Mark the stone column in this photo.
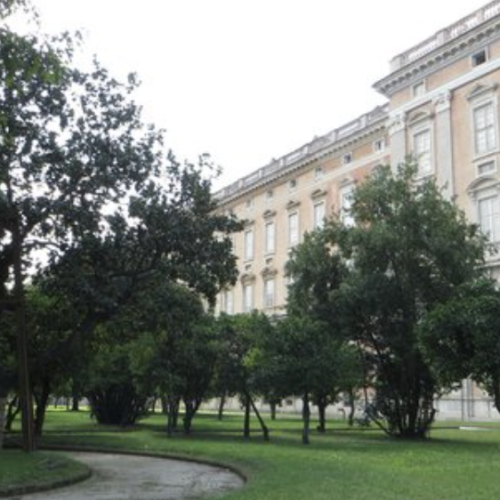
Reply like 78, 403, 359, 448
434, 91, 454, 199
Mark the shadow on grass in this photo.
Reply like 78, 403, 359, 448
34, 410, 500, 462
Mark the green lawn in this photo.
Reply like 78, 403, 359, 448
0, 448, 89, 496
3, 409, 500, 500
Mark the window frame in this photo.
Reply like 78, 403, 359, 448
476, 158, 497, 177
472, 99, 498, 158
411, 125, 433, 178
243, 283, 254, 313
313, 200, 326, 229
478, 192, 500, 243
287, 211, 300, 247
471, 49, 488, 68
342, 152, 353, 165
412, 80, 426, 98
222, 289, 234, 315
265, 220, 275, 255
263, 278, 276, 309
373, 138, 386, 153
314, 166, 324, 181
244, 228, 254, 261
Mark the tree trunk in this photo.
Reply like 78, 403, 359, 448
243, 395, 251, 439
317, 396, 327, 433
166, 396, 180, 437
347, 389, 356, 427
491, 377, 500, 416
71, 382, 80, 412
270, 401, 277, 420
217, 394, 225, 421
34, 377, 51, 437
5, 395, 20, 432
182, 397, 202, 435
302, 392, 310, 445
246, 392, 269, 441
0, 396, 6, 450
13, 224, 35, 452
171, 397, 180, 429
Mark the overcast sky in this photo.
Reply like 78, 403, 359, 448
23, 1, 492, 190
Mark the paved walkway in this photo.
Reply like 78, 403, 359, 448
8, 451, 244, 500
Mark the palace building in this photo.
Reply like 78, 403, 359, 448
213, 1, 500, 419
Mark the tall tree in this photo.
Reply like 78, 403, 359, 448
284, 229, 363, 435
212, 313, 271, 441
0, 13, 241, 450
421, 279, 500, 416
332, 162, 486, 438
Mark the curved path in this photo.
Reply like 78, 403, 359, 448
10, 451, 244, 500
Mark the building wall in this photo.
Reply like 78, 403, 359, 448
216, 121, 389, 315
214, 1, 500, 419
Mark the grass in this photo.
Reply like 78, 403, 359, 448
0, 448, 89, 496
3, 408, 500, 500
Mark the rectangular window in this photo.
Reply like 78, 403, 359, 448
223, 290, 234, 315
340, 185, 354, 227
265, 221, 275, 254
413, 129, 432, 176
314, 166, 324, 180
373, 138, 386, 152
264, 279, 275, 308
472, 49, 487, 67
289, 179, 297, 192
288, 212, 299, 246
477, 160, 496, 177
474, 102, 496, 156
413, 81, 426, 98
243, 284, 254, 313
479, 195, 500, 242
244, 229, 254, 261
313, 201, 326, 229
343, 152, 353, 164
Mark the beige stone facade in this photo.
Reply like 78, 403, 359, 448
216, 1, 500, 322
212, 2, 500, 420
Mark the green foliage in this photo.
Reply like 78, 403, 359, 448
284, 224, 364, 437
212, 312, 273, 398
333, 162, 486, 437
85, 337, 149, 427
0, 316, 15, 398
421, 279, 500, 414
286, 228, 347, 322
0, 12, 241, 447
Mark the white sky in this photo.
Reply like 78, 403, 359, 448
24, 1, 492, 190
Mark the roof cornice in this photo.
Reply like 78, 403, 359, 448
374, 2, 500, 97
215, 105, 389, 205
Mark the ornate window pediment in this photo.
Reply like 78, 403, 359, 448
263, 209, 276, 219
467, 82, 498, 101
407, 109, 433, 126
286, 200, 301, 211
310, 188, 327, 200
467, 176, 500, 198
261, 266, 278, 278
240, 272, 256, 285
339, 176, 356, 188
